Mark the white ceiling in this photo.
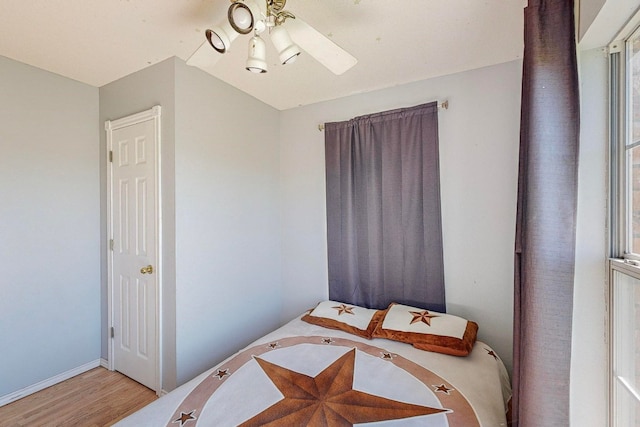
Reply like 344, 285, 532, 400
0, 0, 525, 110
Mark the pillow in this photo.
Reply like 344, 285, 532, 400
372, 302, 478, 356
301, 300, 384, 339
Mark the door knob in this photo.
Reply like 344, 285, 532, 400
140, 265, 154, 274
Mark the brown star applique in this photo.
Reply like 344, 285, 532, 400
172, 410, 196, 425
381, 352, 395, 360
268, 342, 280, 349
239, 348, 446, 426
214, 369, 230, 380
486, 349, 498, 360
332, 304, 355, 315
409, 310, 438, 326
433, 384, 453, 395
322, 337, 334, 345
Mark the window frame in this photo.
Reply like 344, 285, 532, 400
610, 18, 640, 261
609, 11, 640, 427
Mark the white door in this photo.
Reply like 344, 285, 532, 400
107, 106, 161, 393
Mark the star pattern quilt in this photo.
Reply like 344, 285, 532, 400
115, 316, 511, 426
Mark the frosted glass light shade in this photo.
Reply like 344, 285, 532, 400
232, 7, 252, 31
270, 26, 301, 65
228, 0, 262, 35
205, 20, 238, 53
245, 35, 267, 73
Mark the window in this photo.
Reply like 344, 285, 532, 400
623, 26, 640, 257
610, 12, 640, 427
612, 22, 640, 259
609, 264, 640, 427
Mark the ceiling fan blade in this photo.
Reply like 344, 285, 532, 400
285, 17, 357, 75
186, 41, 223, 71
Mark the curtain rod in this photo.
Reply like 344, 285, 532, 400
317, 100, 449, 131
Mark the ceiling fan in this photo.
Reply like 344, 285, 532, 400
187, 0, 358, 75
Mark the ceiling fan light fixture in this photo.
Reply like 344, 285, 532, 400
270, 25, 300, 65
245, 35, 267, 73
205, 21, 238, 53
191, 1, 358, 76
228, 0, 262, 35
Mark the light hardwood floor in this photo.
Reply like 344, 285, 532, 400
0, 367, 157, 427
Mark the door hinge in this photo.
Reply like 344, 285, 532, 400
110, 239, 114, 251
110, 326, 115, 338
109, 150, 113, 163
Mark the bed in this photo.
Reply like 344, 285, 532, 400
115, 301, 511, 426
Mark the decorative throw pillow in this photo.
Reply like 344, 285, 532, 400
372, 302, 478, 356
301, 300, 384, 339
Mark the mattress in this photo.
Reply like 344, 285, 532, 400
115, 315, 511, 426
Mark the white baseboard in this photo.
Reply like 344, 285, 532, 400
0, 359, 101, 408
100, 358, 110, 369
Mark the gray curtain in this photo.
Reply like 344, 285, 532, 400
512, 0, 580, 425
324, 102, 445, 312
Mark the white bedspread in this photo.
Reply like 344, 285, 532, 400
116, 315, 511, 426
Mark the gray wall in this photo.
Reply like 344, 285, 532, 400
278, 60, 522, 374
579, 0, 606, 40
99, 57, 178, 390
570, 46, 608, 427
580, 0, 640, 49
99, 58, 283, 389
0, 56, 100, 396
174, 61, 282, 385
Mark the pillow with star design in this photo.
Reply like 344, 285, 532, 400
301, 300, 385, 339
372, 302, 478, 356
